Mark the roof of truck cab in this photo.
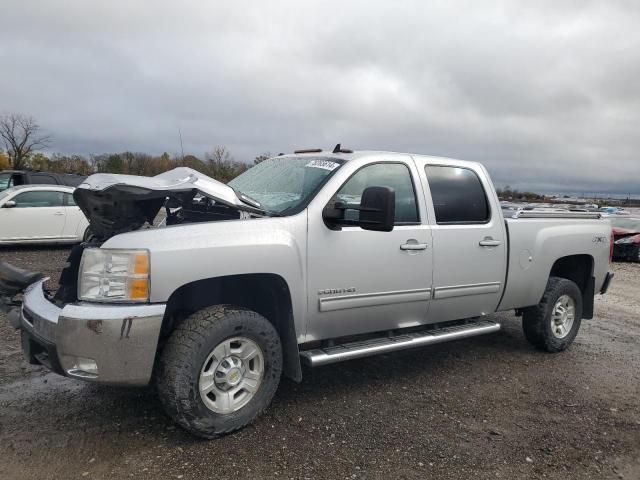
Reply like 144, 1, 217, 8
281, 150, 482, 168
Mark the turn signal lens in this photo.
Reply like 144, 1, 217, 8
129, 278, 149, 300
134, 253, 150, 275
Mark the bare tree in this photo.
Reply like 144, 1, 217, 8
254, 152, 271, 165
0, 113, 51, 169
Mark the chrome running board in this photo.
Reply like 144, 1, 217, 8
300, 319, 500, 367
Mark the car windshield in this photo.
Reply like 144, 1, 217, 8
228, 156, 344, 214
609, 217, 640, 231
0, 173, 12, 192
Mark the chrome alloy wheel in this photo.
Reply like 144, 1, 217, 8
550, 294, 576, 339
199, 337, 264, 414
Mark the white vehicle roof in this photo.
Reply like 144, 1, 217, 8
3, 184, 76, 194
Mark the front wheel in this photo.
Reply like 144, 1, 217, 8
522, 276, 583, 352
156, 305, 282, 438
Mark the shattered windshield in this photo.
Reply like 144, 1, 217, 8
228, 156, 344, 214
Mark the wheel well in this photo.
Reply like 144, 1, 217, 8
549, 254, 595, 319
160, 274, 302, 381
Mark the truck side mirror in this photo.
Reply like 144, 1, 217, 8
2, 200, 16, 208
358, 186, 395, 232
322, 186, 395, 232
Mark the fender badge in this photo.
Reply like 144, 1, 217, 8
318, 287, 356, 295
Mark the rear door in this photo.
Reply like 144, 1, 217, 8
0, 189, 66, 241
415, 159, 507, 322
62, 192, 88, 239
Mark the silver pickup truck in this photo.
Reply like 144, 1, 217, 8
2, 148, 614, 438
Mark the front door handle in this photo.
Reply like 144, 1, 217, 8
479, 237, 502, 247
400, 242, 428, 251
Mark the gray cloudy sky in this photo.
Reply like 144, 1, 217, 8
1, 1, 639, 194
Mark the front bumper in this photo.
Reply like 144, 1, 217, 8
20, 280, 166, 386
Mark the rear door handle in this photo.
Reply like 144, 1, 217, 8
54, 212, 64, 216
400, 243, 428, 251
479, 237, 502, 247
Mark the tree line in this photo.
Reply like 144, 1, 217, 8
495, 185, 546, 202
0, 113, 269, 183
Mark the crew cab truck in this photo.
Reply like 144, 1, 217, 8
3, 149, 614, 438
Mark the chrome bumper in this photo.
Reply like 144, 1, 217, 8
20, 280, 166, 386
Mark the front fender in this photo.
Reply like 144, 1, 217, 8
103, 214, 308, 341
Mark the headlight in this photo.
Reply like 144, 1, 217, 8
78, 248, 150, 302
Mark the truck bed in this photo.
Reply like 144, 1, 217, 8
498, 213, 611, 311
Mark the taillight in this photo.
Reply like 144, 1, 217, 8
609, 232, 614, 263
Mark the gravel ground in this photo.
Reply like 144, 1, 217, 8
0, 247, 638, 480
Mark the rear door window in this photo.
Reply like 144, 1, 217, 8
0, 173, 11, 191
12, 190, 65, 208
29, 173, 59, 185
425, 165, 490, 224
64, 193, 77, 206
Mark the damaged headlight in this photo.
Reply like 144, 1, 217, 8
78, 249, 150, 302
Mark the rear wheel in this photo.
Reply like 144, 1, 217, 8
156, 305, 282, 438
522, 276, 583, 352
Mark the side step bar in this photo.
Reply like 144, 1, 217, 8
300, 319, 501, 367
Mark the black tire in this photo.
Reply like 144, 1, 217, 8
522, 276, 583, 352
156, 305, 282, 438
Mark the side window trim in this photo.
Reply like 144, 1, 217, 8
425, 164, 491, 225
63, 192, 76, 206
328, 161, 422, 226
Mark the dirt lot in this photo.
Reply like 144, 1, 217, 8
0, 246, 638, 480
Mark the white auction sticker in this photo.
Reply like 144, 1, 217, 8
305, 159, 340, 171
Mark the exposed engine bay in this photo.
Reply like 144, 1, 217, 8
72, 167, 265, 241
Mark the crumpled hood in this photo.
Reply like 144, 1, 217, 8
73, 167, 245, 240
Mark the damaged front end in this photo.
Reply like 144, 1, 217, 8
74, 167, 266, 242
0, 167, 270, 384
2, 167, 265, 315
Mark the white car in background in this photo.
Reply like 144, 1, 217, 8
0, 185, 89, 244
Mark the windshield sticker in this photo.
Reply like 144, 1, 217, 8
305, 159, 340, 171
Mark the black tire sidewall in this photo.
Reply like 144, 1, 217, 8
523, 277, 583, 352
542, 279, 582, 351
158, 306, 282, 438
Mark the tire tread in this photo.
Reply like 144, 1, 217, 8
156, 305, 282, 438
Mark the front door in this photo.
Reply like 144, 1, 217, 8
306, 159, 433, 341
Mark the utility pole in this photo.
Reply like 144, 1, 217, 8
179, 128, 185, 162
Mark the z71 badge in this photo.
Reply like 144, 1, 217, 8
318, 287, 356, 295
